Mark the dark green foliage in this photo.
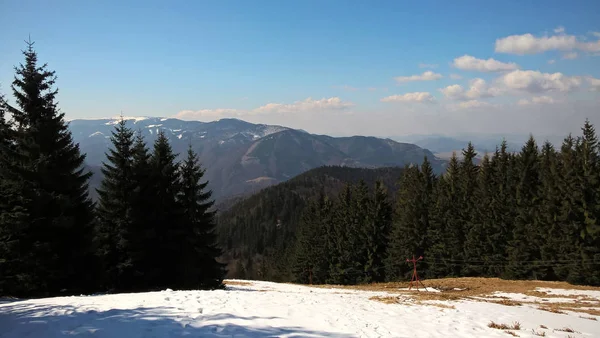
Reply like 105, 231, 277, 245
217, 166, 404, 281
0, 42, 96, 297
364, 181, 393, 283
506, 136, 543, 279
178, 145, 226, 290
292, 191, 332, 284
221, 120, 600, 287
94, 117, 136, 291
385, 163, 431, 281
143, 131, 184, 289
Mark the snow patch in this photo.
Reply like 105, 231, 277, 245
0, 280, 599, 337
536, 287, 600, 298
177, 134, 183, 139
89, 131, 104, 137
105, 116, 150, 125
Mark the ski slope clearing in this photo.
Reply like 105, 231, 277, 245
0, 278, 598, 337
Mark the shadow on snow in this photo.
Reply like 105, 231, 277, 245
0, 302, 355, 337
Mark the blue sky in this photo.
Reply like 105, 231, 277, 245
1, 0, 599, 138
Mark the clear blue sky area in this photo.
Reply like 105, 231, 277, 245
1, 0, 599, 137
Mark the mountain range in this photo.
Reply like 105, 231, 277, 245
69, 117, 445, 202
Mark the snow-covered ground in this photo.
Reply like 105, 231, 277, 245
0, 280, 598, 337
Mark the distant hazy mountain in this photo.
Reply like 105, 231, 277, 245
389, 134, 523, 154
69, 117, 445, 202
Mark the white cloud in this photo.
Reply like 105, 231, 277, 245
252, 97, 354, 114
554, 26, 565, 34
452, 55, 519, 72
497, 70, 582, 93
381, 92, 436, 103
394, 71, 443, 83
592, 32, 600, 38
450, 73, 463, 80
588, 77, 600, 91
458, 100, 493, 109
175, 97, 354, 120
548, 59, 556, 64
517, 96, 556, 105
495, 30, 600, 55
418, 63, 438, 69
562, 52, 579, 59
176, 108, 244, 120
440, 78, 501, 100
445, 100, 496, 111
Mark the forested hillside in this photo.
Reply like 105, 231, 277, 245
219, 124, 600, 286
216, 166, 404, 281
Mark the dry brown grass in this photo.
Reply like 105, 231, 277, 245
369, 296, 401, 304
310, 277, 599, 297
307, 277, 600, 315
504, 330, 520, 336
420, 302, 456, 309
224, 280, 253, 286
579, 315, 597, 321
532, 330, 546, 336
538, 306, 566, 314
488, 321, 521, 330
486, 299, 523, 306
556, 327, 578, 333
540, 325, 548, 329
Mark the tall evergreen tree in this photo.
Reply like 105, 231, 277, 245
457, 143, 479, 275
555, 135, 584, 282
386, 159, 434, 281
363, 180, 393, 283
537, 141, 562, 280
127, 130, 154, 290
427, 154, 462, 277
464, 153, 495, 276
328, 184, 354, 284
2, 41, 96, 296
506, 135, 543, 279
489, 140, 517, 277
0, 92, 29, 295
576, 121, 600, 285
145, 130, 183, 289
178, 144, 226, 289
292, 191, 331, 284
94, 117, 136, 291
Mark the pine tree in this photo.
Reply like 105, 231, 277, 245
464, 153, 494, 276
352, 180, 372, 284
2, 41, 96, 296
489, 140, 517, 278
506, 135, 543, 279
178, 144, 226, 289
145, 130, 183, 289
0, 93, 30, 295
555, 135, 584, 282
127, 130, 154, 290
457, 143, 479, 275
94, 117, 135, 291
328, 184, 354, 284
363, 180, 393, 283
427, 154, 462, 277
386, 165, 423, 281
537, 141, 562, 280
292, 191, 331, 284
576, 121, 600, 285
